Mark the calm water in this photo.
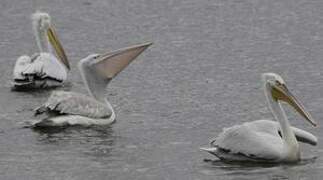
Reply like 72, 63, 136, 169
0, 0, 323, 179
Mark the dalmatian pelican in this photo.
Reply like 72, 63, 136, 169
12, 11, 69, 90
32, 42, 152, 127
201, 73, 317, 163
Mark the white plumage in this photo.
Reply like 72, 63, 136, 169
201, 73, 317, 163
204, 120, 317, 162
36, 91, 112, 118
32, 42, 152, 127
12, 11, 69, 90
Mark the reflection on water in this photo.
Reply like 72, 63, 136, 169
201, 157, 319, 180
33, 126, 116, 161
11, 82, 72, 97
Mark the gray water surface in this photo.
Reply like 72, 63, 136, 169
1, 0, 323, 179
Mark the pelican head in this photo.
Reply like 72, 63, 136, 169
262, 73, 317, 127
32, 12, 51, 33
32, 11, 70, 70
78, 42, 152, 101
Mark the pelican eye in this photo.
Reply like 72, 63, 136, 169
275, 80, 282, 86
94, 55, 101, 59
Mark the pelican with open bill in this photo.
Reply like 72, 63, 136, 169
12, 11, 70, 90
201, 73, 318, 163
31, 42, 152, 127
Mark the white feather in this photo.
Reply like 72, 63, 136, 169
210, 120, 316, 161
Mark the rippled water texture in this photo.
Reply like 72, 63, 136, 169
1, 0, 323, 179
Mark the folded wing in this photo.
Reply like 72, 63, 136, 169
35, 91, 112, 118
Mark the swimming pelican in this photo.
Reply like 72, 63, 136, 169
201, 73, 318, 163
12, 11, 69, 90
31, 42, 152, 127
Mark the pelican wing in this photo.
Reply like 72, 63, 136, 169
213, 120, 284, 160
279, 124, 317, 145
22, 53, 67, 81
251, 120, 317, 146
13, 55, 32, 80
35, 91, 112, 118
13, 53, 67, 85
212, 120, 317, 160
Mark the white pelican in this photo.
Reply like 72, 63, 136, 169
31, 42, 152, 127
201, 73, 318, 163
12, 11, 69, 90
